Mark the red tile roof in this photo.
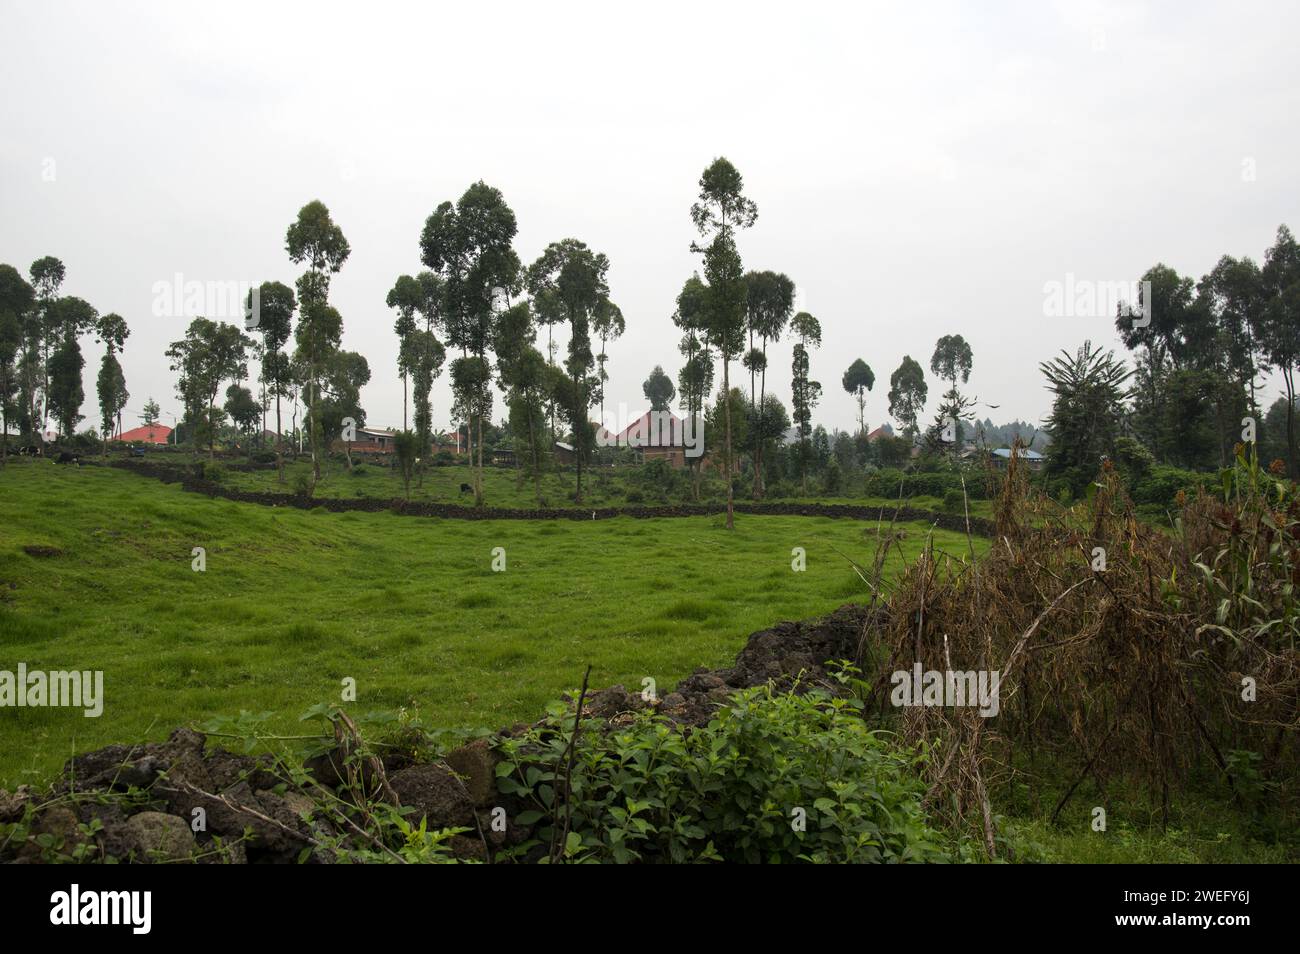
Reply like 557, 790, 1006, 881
615, 410, 683, 447
115, 425, 173, 445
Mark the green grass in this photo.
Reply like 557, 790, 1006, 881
0, 458, 978, 788
1001, 767, 1296, 863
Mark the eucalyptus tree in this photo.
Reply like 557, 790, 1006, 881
747, 392, 790, 486
28, 255, 65, 431
286, 200, 350, 487
247, 281, 295, 478
393, 429, 420, 500
841, 358, 875, 437
0, 265, 34, 465
46, 338, 85, 440
1260, 225, 1300, 474
592, 298, 625, 422
1113, 265, 1194, 453
789, 311, 823, 493
535, 289, 565, 441
930, 333, 975, 450
743, 269, 794, 497
166, 318, 251, 459
643, 365, 675, 412
294, 298, 343, 484
673, 274, 713, 500
527, 238, 612, 504
318, 349, 371, 471
94, 312, 130, 455
224, 383, 262, 458
494, 301, 549, 505
888, 355, 927, 440
409, 328, 446, 486
690, 158, 757, 530
46, 296, 98, 440
421, 181, 521, 506
386, 274, 422, 431
1200, 255, 1266, 415
412, 271, 448, 470
387, 270, 447, 482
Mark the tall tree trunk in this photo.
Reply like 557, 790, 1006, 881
754, 348, 768, 499
275, 386, 284, 484
1286, 367, 1296, 478
598, 341, 608, 424
529, 404, 542, 507
574, 374, 585, 504
723, 358, 734, 530
309, 379, 321, 490
477, 413, 485, 506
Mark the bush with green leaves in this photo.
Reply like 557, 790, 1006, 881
194, 461, 228, 483
494, 685, 951, 863
1128, 464, 1215, 506
863, 466, 992, 501
822, 457, 843, 494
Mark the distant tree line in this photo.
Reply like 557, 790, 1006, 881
1042, 225, 1300, 497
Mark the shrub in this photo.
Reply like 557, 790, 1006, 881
1128, 465, 1214, 506
863, 467, 987, 501
823, 458, 843, 495
1112, 436, 1154, 484
766, 480, 795, 499
495, 685, 951, 864
942, 488, 965, 513
194, 461, 228, 483
637, 458, 675, 491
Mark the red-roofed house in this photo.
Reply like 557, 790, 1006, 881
615, 410, 687, 468
115, 424, 173, 445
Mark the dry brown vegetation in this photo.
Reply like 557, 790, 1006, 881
851, 450, 1299, 856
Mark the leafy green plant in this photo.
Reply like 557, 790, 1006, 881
495, 684, 951, 863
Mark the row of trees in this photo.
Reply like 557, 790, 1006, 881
14, 184, 1293, 510
0, 257, 131, 464
667, 161, 832, 519
1041, 225, 1300, 493
385, 182, 622, 506
377, 160, 991, 514
166, 201, 370, 480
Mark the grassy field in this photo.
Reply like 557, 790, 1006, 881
176, 450, 997, 517
0, 459, 979, 787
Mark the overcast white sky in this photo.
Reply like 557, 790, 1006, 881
2, 0, 1298, 438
